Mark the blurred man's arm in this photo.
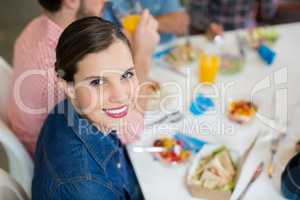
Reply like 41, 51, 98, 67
154, 0, 189, 35
155, 11, 190, 35
130, 10, 159, 113
132, 10, 159, 83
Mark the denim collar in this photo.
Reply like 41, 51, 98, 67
61, 98, 122, 170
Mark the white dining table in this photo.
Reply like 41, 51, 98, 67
127, 22, 300, 200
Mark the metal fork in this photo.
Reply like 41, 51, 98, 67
236, 33, 246, 59
146, 111, 183, 126
169, 113, 184, 123
267, 132, 286, 178
236, 162, 264, 200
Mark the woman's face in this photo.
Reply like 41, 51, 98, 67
70, 40, 138, 130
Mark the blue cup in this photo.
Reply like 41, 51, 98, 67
190, 101, 206, 115
190, 94, 214, 116
257, 43, 276, 65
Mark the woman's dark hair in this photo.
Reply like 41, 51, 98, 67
55, 17, 132, 82
38, 0, 62, 12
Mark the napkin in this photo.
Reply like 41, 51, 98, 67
174, 132, 208, 153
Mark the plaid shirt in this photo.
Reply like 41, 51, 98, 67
189, 0, 278, 31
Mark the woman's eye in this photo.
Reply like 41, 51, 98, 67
121, 71, 134, 80
90, 79, 104, 87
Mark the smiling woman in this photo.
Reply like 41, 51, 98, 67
32, 17, 145, 200
55, 16, 139, 134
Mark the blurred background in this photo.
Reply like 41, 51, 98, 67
0, 0, 41, 64
0, 0, 300, 65
0, 0, 40, 173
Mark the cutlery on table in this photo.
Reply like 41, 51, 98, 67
236, 33, 246, 59
146, 111, 183, 127
132, 146, 166, 153
168, 113, 184, 123
236, 162, 264, 200
267, 132, 286, 178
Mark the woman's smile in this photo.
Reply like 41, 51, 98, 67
103, 105, 129, 118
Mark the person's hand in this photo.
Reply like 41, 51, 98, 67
206, 23, 224, 39
133, 9, 159, 58
132, 9, 160, 83
156, 11, 190, 35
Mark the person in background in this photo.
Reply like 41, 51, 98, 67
281, 152, 300, 199
102, 0, 190, 43
8, 0, 159, 157
189, 0, 278, 36
32, 17, 150, 199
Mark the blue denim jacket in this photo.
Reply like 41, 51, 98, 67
281, 152, 300, 199
32, 99, 144, 200
102, 0, 183, 43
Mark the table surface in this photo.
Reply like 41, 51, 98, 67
127, 22, 300, 200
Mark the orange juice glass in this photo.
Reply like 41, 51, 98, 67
122, 15, 141, 33
199, 53, 220, 84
